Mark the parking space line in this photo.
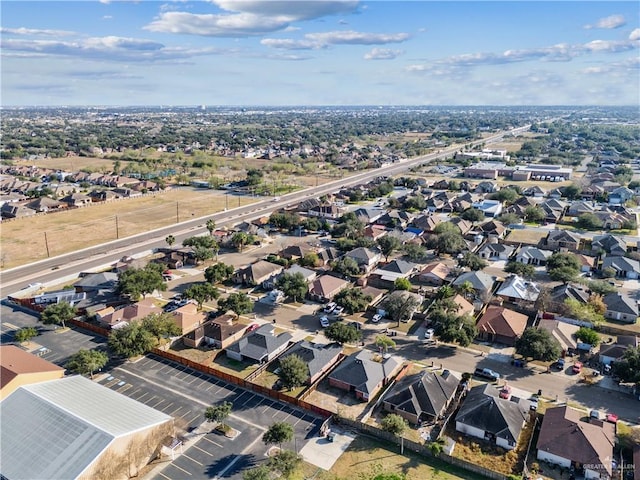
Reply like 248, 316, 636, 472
187, 414, 201, 425
152, 399, 165, 408
128, 388, 142, 397
234, 391, 251, 405
181, 454, 202, 466
192, 445, 213, 456
117, 384, 132, 394
143, 395, 157, 405
187, 375, 201, 385
261, 403, 274, 414
180, 410, 192, 419
157, 471, 172, 480
197, 379, 211, 389
161, 402, 174, 412
170, 407, 182, 416
168, 463, 192, 476
272, 404, 286, 417
293, 416, 304, 426
134, 391, 149, 402
202, 437, 223, 448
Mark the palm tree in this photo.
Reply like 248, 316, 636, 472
457, 280, 475, 300
165, 235, 175, 248
206, 219, 216, 236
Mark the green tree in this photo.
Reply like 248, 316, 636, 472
575, 327, 601, 346
142, 312, 182, 339
331, 256, 361, 276
581, 279, 616, 296
334, 287, 373, 314
381, 414, 407, 436
563, 299, 604, 325
204, 263, 234, 284
515, 328, 562, 361
108, 322, 157, 358
403, 243, 428, 262
118, 265, 166, 300
165, 235, 175, 248
458, 252, 488, 271
217, 292, 254, 315
377, 236, 402, 262
65, 349, 109, 379
394, 277, 411, 291
549, 266, 579, 283
267, 449, 302, 478
14, 326, 38, 343
547, 253, 580, 283
456, 280, 475, 299
460, 208, 485, 223
183, 282, 220, 310
497, 212, 521, 225
610, 347, 640, 388
563, 184, 582, 200
375, 335, 396, 353
206, 219, 216, 235
205, 401, 233, 427
41, 301, 76, 329
523, 206, 546, 223
324, 322, 361, 344
276, 272, 309, 302
246, 168, 263, 186
298, 252, 321, 268
183, 235, 217, 250
278, 354, 309, 390
192, 245, 214, 264
231, 232, 251, 252
427, 230, 466, 254
576, 213, 603, 230
432, 311, 477, 347
490, 188, 519, 204
504, 261, 536, 279
383, 292, 421, 327
435, 285, 455, 300
262, 422, 294, 450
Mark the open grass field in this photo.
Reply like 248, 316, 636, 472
328, 436, 486, 480
0, 188, 258, 269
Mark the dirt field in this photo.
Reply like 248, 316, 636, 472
0, 188, 258, 269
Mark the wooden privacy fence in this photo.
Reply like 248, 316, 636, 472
336, 417, 510, 480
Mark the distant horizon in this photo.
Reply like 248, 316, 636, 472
2, 104, 638, 109
2, 1, 638, 106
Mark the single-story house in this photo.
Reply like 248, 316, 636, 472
309, 275, 350, 303
538, 319, 579, 356
368, 260, 418, 289
277, 341, 343, 385
233, 261, 284, 288
383, 370, 459, 425
496, 275, 540, 303
455, 383, 530, 451
476, 306, 529, 346
536, 405, 615, 479
344, 247, 382, 272
183, 313, 246, 349
515, 246, 553, 266
417, 262, 451, 286
328, 350, 402, 402
547, 284, 590, 313
477, 243, 514, 261
603, 292, 639, 323
169, 303, 207, 335
98, 298, 162, 329
225, 324, 292, 364
471, 199, 503, 218
73, 272, 119, 293
601, 256, 640, 280
282, 264, 317, 283
452, 271, 496, 297
599, 335, 639, 365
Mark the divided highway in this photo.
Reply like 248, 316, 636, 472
0, 127, 525, 297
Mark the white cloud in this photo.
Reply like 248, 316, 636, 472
0, 36, 231, 63
364, 48, 403, 60
406, 37, 639, 73
262, 30, 410, 50
584, 14, 626, 30
0, 27, 75, 37
103, 16, 113, 20
629, 28, 640, 41
145, 0, 359, 37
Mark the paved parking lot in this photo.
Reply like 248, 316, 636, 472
105, 354, 324, 480
0, 303, 108, 366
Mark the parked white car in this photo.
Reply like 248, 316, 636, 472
372, 314, 382, 323
320, 316, 330, 328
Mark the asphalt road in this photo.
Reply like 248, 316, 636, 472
0, 127, 519, 297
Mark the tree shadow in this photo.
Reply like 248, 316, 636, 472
205, 453, 261, 478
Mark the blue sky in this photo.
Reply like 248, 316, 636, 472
2, 1, 639, 106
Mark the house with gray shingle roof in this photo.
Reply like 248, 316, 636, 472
543, 229, 580, 251
455, 383, 530, 450
344, 247, 382, 272
225, 324, 292, 364
278, 341, 343, 384
477, 243, 514, 261
515, 246, 553, 266
452, 271, 496, 295
592, 234, 628, 256
232, 260, 284, 288
328, 350, 402, 401
601, 256, 640, 279
383, 370, 459, 425
603, 293, 639, 323
369, 259, 418, 289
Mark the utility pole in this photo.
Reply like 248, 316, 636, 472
176, 202, 179, 223
115, 216, 119, 239
225, 192, 228, 210
44, 232, 50, 258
